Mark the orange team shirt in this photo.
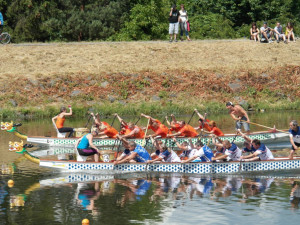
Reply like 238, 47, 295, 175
211, 127, 224, 136
119, 125, 132, 135
199, 119, 212, 132
102, 121, 118, 138
148, 119, 169, 138
56, 117, 65, 129
169, 123, 181, 133
126, 125, 145, 138
179, 124, 198, 137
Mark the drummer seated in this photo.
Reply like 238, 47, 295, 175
113, 139, 151, 165
75, 130, 101, 162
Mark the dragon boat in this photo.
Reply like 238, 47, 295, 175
9, 140, 300, 175
2, 120, 289, 148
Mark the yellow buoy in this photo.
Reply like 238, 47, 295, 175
82, 219, 90, 224
7, 179, 14, 188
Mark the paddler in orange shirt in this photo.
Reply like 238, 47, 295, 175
194, 109, 211, 132
114, 113, 145, 139
90, 113, 118, 138
140, 113, 169, 138
165, 114, 181, 133
52, 105, 74, 137
167, 120, 198, 137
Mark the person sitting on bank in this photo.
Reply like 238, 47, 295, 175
260, 22, 273, 43
285, 22, 296, 43
114, 113, 145, 139
250, 22, 260, 42
147, 137, 180, 163
113, 138, 151, 165
274, 22, 287, 43
141, 113, 169, 138
288, 120, 300, 160
75, 129, 101, 162
181, 139, 213, 163
90, 112, 118, 138
211, 140, 242, 162
52, 106, 74, 137
239, 130, 274, 161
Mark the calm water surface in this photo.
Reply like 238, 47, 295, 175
0, 110, 300, 224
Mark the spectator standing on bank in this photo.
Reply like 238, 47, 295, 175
179, 4, 191, 41
0, 12, 4, 34
169, 5, 180, 42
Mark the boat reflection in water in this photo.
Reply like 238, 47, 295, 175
3, 172, 300, 224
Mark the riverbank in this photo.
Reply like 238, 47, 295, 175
1, 40, 299, 118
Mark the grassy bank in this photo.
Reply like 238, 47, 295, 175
1, 100, 300, 120
1, 40, 299, 119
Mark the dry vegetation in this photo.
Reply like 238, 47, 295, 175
0, 40, 299, 78
0, 40, 299, 116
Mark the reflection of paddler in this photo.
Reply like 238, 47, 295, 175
76, 182, 100, 211
90, 113, 118, 138
115, 113, 145, 139
52, 106, 74, 137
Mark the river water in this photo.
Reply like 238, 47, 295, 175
0, 111, 300, 224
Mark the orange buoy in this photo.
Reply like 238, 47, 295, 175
7, 179, 14, 188
82, 218, 89, 224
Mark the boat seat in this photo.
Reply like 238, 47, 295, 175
76, 148, 88, 162
52, 121, 67, 138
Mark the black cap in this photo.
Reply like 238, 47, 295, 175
226, 102, 233, 107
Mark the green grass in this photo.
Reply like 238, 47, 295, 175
1, 100, 299, 119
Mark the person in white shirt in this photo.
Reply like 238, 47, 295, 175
274, 22, 287, 43
179, 4, 191, 41
239, 130, 274, 161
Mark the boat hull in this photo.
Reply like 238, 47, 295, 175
28, 131, 289, 147
39, 158, 300, 174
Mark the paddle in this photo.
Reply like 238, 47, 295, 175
142, 118, 151, 147
84, 114, 93, 128
135, 116, 141, 125
244, 120, 289, 134
114, 139, 122, 161
110, 114, 117, 127
187, 111, 196, 125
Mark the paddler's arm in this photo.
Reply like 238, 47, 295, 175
171, 137, 183, 149
171, 114, 177, 123
188, 137, 195, 149
52, 115, 58, 124
122, 128, 138, 138
141, 113, 154, 121
238, 130, 252, 143
165, 116, 171, 126
229, 112, 240, 121
147, 155, 163, 164
212, 154, 227, 161
167, 131, 181, 138
63, 106, 72, 116
115, 151, 137, 164
114, 113, 127, 127
181, 155, 198, 163
240, 151, 259, 159
194, 109, 205, 120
